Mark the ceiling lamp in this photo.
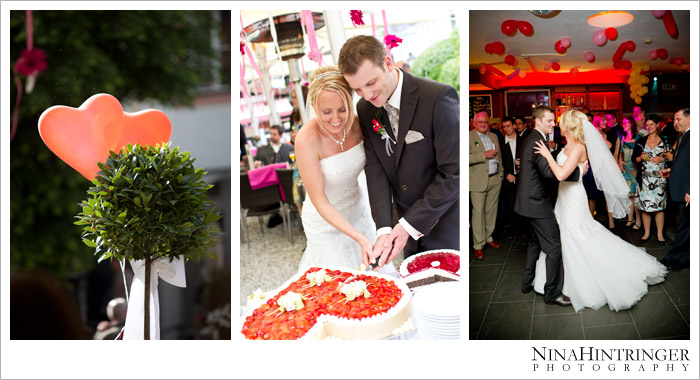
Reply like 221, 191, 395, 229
587, 11, 634, 28
529, 10, 561, 18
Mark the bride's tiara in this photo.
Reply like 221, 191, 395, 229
311, 70, 342, 84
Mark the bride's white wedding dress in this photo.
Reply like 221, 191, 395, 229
534, 151, 667, 312
299, 142, 396, 275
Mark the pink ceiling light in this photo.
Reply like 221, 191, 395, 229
587, 11, 634, 28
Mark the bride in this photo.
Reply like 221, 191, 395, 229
295, 65, 394, 274
532, 110, 666, 312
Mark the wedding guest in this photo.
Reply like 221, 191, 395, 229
659, 113, 679, 148
632, 114, 668, 244
585, 112, 594, 123
613, 116, 641, 228
254, 125, 295, 168
606, 111, 622, 151
633, 106, 648, 136
94, 297, 127, 340
469, 111, 503, 260
661, 108, 690, 271
498, 117, 522, 238
514, 116, 530, 139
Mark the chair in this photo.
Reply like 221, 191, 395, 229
240, 173, 286, 249
275, 168, 300, 244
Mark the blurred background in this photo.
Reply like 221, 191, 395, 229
9, 10, 232, 339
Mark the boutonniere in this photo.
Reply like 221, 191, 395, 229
474, 141, 480, 147
373, 111, 395, 156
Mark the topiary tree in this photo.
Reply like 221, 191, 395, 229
411, 29, 460, 95
75, 143, 221, 339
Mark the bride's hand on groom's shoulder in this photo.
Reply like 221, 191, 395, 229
533, 140, 552, 160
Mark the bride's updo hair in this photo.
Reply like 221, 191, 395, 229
560, 110, 586, 144
308, 65, 355, 129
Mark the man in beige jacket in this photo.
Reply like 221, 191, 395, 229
469, 111, 503, 260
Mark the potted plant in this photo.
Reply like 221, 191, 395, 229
75, 143, 221, 339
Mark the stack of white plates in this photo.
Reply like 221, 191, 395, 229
411, 281, 462, 339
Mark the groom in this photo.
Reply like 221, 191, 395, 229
514, 106, 586, 306
338, 35, 460, 268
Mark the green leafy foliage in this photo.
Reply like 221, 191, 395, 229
10, 11, 220, 278
75, 143, 221, 263
412, 29, 460, 95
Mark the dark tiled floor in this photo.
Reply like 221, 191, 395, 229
469, 215, 690, 340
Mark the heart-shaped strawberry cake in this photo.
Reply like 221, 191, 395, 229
241, 267, 412, 340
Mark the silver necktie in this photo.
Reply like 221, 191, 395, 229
384, 103, 400, 138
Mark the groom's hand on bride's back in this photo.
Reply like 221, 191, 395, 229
581, 160, 589, 176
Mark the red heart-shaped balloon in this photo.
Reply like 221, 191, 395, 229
38, 93, 172, 180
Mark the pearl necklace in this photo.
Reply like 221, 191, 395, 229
320, 122, 347, 151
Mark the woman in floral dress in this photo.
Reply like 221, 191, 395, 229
632, 114, 668, 244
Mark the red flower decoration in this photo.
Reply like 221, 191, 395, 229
240, 42, 245, 55
350, 10, 364, 27
384, 34, 403, 50
372, 118, 385, 135
14, 48, 47, 76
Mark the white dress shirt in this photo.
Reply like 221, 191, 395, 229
504, 134, 517, 162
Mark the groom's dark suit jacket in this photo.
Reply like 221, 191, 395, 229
514, 129, 580, 218
357, 70, 460, 254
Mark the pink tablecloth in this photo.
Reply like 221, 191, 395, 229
247, 163, 288, 202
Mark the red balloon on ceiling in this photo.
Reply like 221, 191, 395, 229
517, 21, 534, 36
501, 20, 517, 36
605, 27, 618, 40
554, 40, 566, 54
492, 41, 505, 55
